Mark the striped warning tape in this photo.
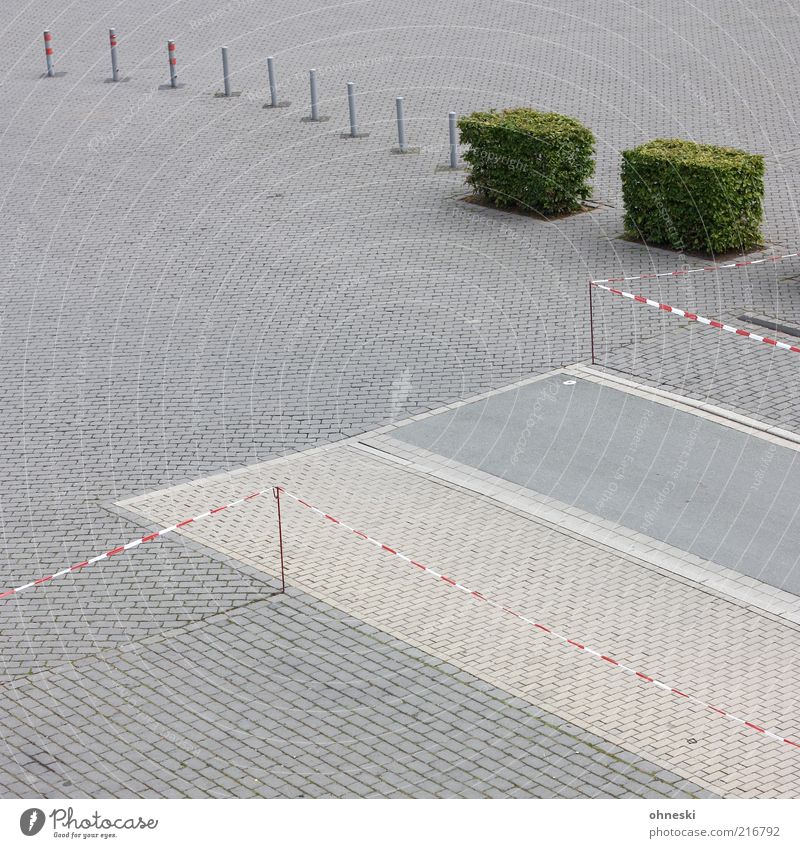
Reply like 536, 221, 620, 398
590, 250, 800, 285
0, 488, 271, 601
280, 487, 800, 752
591, 282, 800, 354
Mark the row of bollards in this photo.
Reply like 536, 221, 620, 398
43, 27, 132, 82
41, 31, 463, 167
44, 27, 173, 88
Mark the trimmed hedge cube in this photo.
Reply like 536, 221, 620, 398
457, 108, 595, 215
621, 139, 764, 254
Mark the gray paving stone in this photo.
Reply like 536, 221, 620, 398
2, 0, 783, 800
2, 591, 712, 798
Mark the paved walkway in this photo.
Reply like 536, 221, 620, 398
0, 591, 709, 799
2, 0, 800, 798
120, 441, 800, 798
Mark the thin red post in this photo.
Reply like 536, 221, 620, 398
273, 486, 286, 593
588, 280, 596, 366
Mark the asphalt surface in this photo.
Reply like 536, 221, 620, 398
393, 376, 800, 595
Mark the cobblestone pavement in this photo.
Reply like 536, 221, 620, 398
0, 590, 712, 799
2, 0, 799, 797
120, 442, 800, 798
592, 297, 800, 433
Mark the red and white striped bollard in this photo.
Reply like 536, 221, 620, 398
43, 31, 54, 77
167, 40, 177, 88
109, 28, 120, 82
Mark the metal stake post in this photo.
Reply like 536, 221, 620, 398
273, 487, 286, 594
588, 281, 596, 365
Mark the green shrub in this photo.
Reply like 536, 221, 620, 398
621, 139, 764, 254
457, 108, 595, 215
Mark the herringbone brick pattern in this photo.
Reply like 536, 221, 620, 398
121, 445, 800, 797
2, 0, 799, 797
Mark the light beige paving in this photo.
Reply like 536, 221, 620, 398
119, 443, 800, 798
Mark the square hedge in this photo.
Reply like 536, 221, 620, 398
457, 108, 595, 215
621, 139, 764, 254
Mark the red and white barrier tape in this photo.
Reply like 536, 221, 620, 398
0, 488, 272, 601
590, 250, 800, 285
592, 282, 800, 354
280, 487, 800, 752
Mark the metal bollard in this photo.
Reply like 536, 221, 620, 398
391, 97, 419, 153
310, 69, 319, 119
267, 56, 277, 105
222, 46, 231, 96
341, 82, 369, 138
214, 46, 239, 97
168, 40, 177, 88
396, 97, 406, 151
158, 40, 184, 90
43, 31, 54, 77
264, 56, 289, 107
435, 111, 465, 171
109, 28, 120, 82
347, 82, 358, 136
301, 69, 329, 122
